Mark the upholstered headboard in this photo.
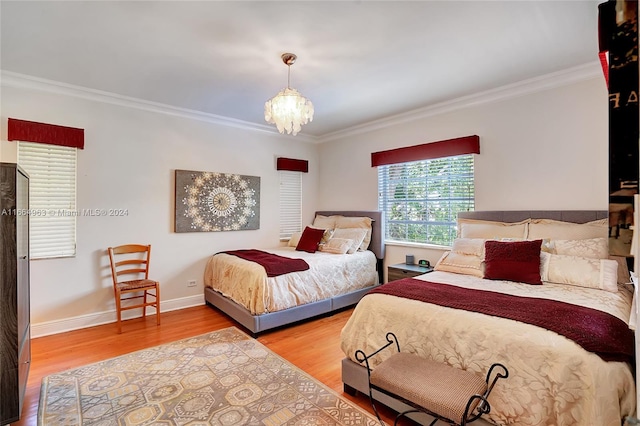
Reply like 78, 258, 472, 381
314, 210, 385, 260
458, 210, 608, 223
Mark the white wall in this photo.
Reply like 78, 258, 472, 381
0, 84, 320, 335
317, 77, 609, 270
0, 74, 609, 333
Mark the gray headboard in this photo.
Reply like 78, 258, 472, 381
458, 210, 608, 223
314, 210, 385, 260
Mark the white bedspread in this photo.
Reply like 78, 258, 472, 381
204, 247, 377, 315
341, 271, 636, 426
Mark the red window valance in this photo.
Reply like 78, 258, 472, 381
371, 135, 480, 167
277, 157, 308, 173
8, 118, 85, 149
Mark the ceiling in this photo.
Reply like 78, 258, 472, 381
1, 1, 601, 138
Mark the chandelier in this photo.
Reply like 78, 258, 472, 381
264, 53, 314, 136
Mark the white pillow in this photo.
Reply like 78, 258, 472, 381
331, 228, 368, 254
288, 232, 302, 247
548, 237, 609, 260
458, 219, 529, 239
319, 238, 352, 254
451, 238, 485, 257
312, 215, 339, 230
434, 251, 484, 278
335, 216, 373, 251
540, 252, 618, 293
528, 219, 608, 240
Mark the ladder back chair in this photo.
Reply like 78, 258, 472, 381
108, 244, 160, 333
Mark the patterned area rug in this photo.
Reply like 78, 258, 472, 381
38, 327, 378, 425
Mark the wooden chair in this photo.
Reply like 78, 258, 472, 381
356, 333, 508, 426
107, 244, 160, 333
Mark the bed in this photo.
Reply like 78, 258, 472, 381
340, 210, 636, 426
204, 210, 385, 335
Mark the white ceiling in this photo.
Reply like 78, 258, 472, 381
1, 1, 601, 138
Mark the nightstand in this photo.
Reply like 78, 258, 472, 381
387, 263, 434, 282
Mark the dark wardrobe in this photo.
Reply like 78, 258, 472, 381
0, 162, 30, 425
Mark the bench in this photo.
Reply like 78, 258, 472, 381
355, 333, 508, 426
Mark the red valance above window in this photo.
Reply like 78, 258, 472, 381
277, 157, 308, 173
8, 118, 85, 149
371, 135, 480, 167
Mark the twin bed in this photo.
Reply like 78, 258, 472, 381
204, 209, 636, 425
203, 210, 384, 335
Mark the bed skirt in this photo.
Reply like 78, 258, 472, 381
205, 284, 379, 335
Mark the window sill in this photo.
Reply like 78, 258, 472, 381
384, 240, 451, 251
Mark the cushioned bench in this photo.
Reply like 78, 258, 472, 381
356, 333, 508, 426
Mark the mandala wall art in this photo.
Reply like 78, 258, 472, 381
175, 170, 260, 233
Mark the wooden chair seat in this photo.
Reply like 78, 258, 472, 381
371, 353, 487, 424
116, 279, 159, 291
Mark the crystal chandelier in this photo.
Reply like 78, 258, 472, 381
265, 53, 314, 136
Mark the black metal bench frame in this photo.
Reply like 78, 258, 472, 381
355, 332, 508, 426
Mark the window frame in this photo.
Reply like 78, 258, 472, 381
378, 154, 475, 247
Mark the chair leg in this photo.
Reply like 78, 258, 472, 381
155, 285, 161, 326
143, 290, 147, 318
116, 290, 122, 334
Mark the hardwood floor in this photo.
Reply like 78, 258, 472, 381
16, 304, 414, 425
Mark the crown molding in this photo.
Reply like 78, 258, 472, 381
0, 70, 319, 143
2, 62, 602, 145
317, 62, 603, 143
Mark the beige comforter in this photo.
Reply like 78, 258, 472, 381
204, 247, 377, 315
341, 271, 636, 426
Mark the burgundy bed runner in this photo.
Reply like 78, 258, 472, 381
221, 249, 309, 277
368, 278, 634, 363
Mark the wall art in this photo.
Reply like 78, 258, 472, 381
175, 169, 260, 232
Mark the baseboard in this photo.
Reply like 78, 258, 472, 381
31, 294, 206, 338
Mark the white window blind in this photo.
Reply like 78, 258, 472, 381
279, 171, 302, 240
378, 154, 474, 246
17, 141, 77, 259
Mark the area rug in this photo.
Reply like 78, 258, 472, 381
38, 327, 378, 425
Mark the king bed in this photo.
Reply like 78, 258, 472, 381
204, 210, 384, 335
340, 210, 636, 426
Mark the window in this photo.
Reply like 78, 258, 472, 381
378, 154, 474, 246
279, 171, 302, 240
18, 141, 77, 259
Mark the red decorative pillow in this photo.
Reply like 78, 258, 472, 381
295, 226, 325, 253
484, 239, 543, 285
